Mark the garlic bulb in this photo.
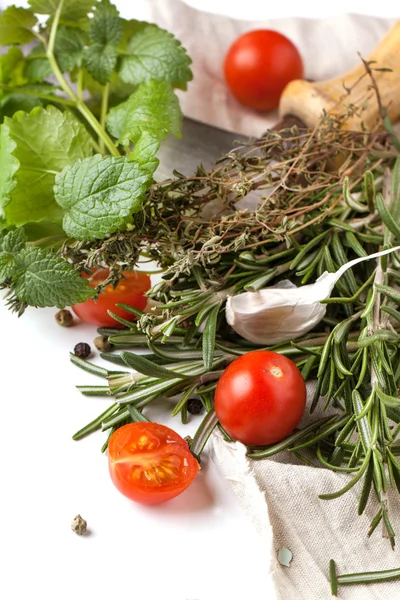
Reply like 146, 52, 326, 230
226, 246, 400, 345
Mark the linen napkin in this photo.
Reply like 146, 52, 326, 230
142, 3, 400, 598
137, 0, 396, 137
211, 384, 400, 600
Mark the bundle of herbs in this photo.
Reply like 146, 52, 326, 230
1, 0, 400, 552
71, 109, 400, 547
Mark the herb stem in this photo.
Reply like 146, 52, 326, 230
100, 83, 110, 153
45, 0, 120, 157
0, 85, 76, 107
77, 68, 84, 102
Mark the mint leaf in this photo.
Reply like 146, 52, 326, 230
0, 6, 37, 46
90, 0, 122, 47
12, 246, 95, 307
0, 228, 27, 284
0, 252, 16, 283
0, 226, 27, 253
54, 154, 150, 241
28, 0, 96, 22
107, 80, 182, 145
130, 132, 160, 176
3, 106, 93, 226
24, 45, 52, 82
0, 48, 25, 84
84, 0, 122, 85
84, 44, 118, 85
0, 124, 19, 217
55, 26, 87, 73
0, 94, 43, 122
119, 23, 192, 90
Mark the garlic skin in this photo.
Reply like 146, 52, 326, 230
226, 246, 400, 345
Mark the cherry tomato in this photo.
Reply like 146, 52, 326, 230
214, 350, 306, 446
108, 422, 200, 504
224, 29, 304, 111
72, 269, 151, 327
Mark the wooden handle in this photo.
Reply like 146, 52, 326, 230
279, 21, 400, 130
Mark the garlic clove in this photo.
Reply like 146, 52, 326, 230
226, 246, 400, 345
225, 284, 328, 344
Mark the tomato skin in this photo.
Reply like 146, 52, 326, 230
224, 29, 304, 111
108, 422, 200, 505
214, 350, 306, 446
72, 269, 151, 327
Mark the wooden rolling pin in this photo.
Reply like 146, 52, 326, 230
279, 20, 400, 131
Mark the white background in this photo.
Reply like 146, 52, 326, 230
0, 2, 398, 600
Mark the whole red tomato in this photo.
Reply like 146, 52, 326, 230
72, 269, 151, 327
224, 29, 304, 111
108, 422, 200, 504
214, 350, 306, 446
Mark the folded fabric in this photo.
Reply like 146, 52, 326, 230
140, 0, 396, 136
211, 383, 400, 600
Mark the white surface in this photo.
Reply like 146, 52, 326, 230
0, 301, 273, 600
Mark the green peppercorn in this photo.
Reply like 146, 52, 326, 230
55, 309, 73, 327
93, 335, 112, 352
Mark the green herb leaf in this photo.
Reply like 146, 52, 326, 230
54, 154, 150, 241
129, 132, 160, 175
2, 106, 93, 226
12, 246, 94, 307
24, 45, 52, 82
0, 47, 25, 84
55, 25, 86, 72
107, 80, 182, 144
0, 124, 19, 217
0, 6, 37, 46
119, 22, 192, 90
89, 0, 122, 46
0, 252, 16, 283
0, 227, 27, 253
0, 228, 26, 282
83, 0, 122, 85
28, 0, 96, 22
84, 44, 118, 85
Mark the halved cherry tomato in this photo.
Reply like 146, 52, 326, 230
108, 422, 200, 504
72, 269, 151, 327
214, 350, 306, 446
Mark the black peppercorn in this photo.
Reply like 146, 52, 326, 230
187, 397, 203, 415
74, 342, 91, 358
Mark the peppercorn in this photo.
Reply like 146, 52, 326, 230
74, 342, 91, 358
55, 309, 73, 327
93, 335, 112, 352
71, 515, 87, 536
187, 397, 203, 415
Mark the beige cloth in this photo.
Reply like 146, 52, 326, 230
211, 383, 400, 600
144, 0, 396, 137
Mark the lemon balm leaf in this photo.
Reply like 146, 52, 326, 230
2, 106, 93, 226
107, 80, 182, 145
54, 155, 150, 241
119, 22, 192, 90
